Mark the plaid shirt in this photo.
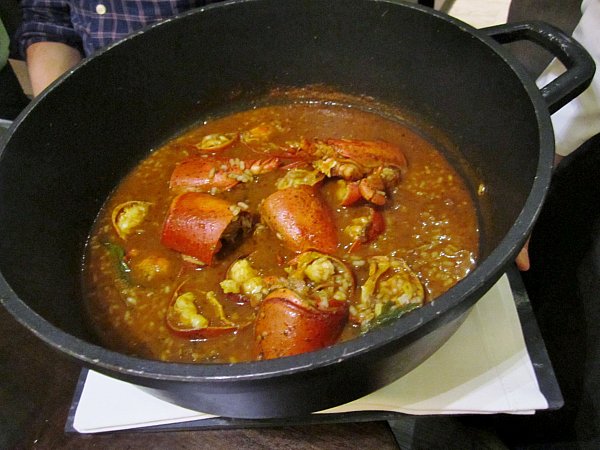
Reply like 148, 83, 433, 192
17, 0, 221, 57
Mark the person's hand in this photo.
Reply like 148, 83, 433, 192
515, 237, 530, 271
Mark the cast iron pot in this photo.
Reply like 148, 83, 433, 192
0, 0, 595, 418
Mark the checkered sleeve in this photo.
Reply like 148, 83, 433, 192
16, 0, 84, 58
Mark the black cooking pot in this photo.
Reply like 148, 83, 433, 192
0, 0, 594, 418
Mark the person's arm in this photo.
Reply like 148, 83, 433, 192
16, 0, 84, 96
26, 41, 82, 96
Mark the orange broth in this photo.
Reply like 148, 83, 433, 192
82, 102, 479, 363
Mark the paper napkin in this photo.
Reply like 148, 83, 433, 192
444, 0, 512, 28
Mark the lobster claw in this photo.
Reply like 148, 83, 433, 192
255, 251, 354, 359
335, 180, 362, 206
166, 290, 239, 339
170, 156, 281, 193
111, 201, 151, 239
344, 206, 386, 252
259, 185, 338, 254
161, 192, 251, 266
322, 139, 408, 174
308, 139, 408, 205
255, 288, 349, 359
195, 132, 238, 152
170, 156, 239, 193
352, 256, 425, 331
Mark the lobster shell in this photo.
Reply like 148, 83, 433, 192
170, 156, 241, 192
323, 138, 408, 172
255, 288, 349, 359
259, 185, 338, 254
161, 192, 238, 265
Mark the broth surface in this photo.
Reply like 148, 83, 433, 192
82, 102, 479, 363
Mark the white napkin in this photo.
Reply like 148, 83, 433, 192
71, 274, 548, 433
442, 0, 512, 28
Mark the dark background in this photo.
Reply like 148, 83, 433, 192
1, 1, 29, 120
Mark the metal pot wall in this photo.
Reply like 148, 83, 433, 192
0, 0, 594, 418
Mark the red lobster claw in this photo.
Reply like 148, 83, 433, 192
323, 139, 408, 173
170, 156, 281, 193
259, 185, 338, 254
346, 207, 386, 252
166, 290, 239, 339
161, 192, 250, 265
255, 288, 348, 359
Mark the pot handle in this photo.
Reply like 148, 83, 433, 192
482, 21, 596, 114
